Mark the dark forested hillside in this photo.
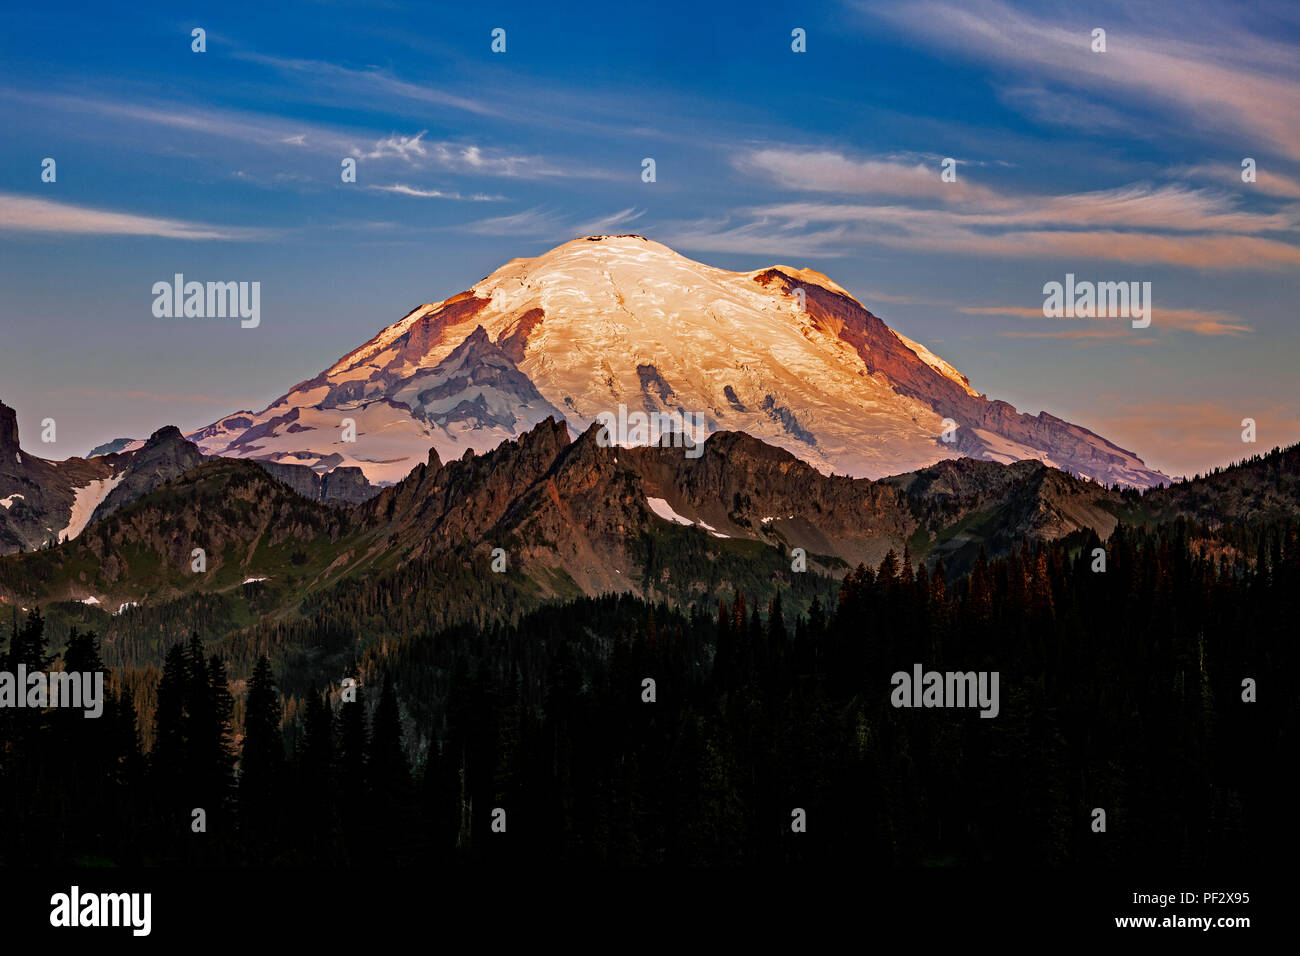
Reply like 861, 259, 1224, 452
2, 517, 1290, 868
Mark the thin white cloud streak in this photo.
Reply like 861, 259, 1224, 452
361, 131, 433, 162
463, 206, 649, 238
368, 184, 505, 200
737, 149, 1001, 202
656, 220, 856, 257
0, 194, 261, 240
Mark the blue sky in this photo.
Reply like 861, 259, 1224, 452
1, 0, 1297, 477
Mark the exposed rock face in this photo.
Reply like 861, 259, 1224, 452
320, 467, 377, 507
91, 426, 207, 522
363, 416, 575, 554
361, 416, 1143, 592
0, 402, 19, 458
256, 461, 380, 507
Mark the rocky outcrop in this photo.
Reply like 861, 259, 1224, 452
0, 402, 19, 459
256, 461, 380, 507
90, 426, 207, 522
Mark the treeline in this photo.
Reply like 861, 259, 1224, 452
1, 518, 1292, 867
34, 547, 554, 689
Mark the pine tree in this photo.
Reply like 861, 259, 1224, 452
367, 673, 413, 861
238, 655, 284, 852
206, 654, 237, 826
335, 671, 368, 858
151, 643, 188, 790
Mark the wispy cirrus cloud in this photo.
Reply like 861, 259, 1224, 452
0, 90, 614, 182
0, 194, 263, 240
864, 0, 1300, 162
656, 218, 855, 257
672, 206, 1300, 269
736, 149, 1001, 202
463, 206, 649, 238
1174, 163, 1300, 199
461, 207, 566, 236
356, 132, 561, 177
368, 183, 505, 200
751, 183, 1297, 233
576, 207, 646, 234
233, 52, 502, 118
912, 229, 1300, 269
698, 145, 1300, 269
360, 131, 434, 162
230, 50, 704, 144
996, 86, 1138, 134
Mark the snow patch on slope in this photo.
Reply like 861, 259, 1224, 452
646, 496, 694, 526
59, 473, 126, 543
645, 496, 731, 536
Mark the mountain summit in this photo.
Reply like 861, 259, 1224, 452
189, 235, 1167, 487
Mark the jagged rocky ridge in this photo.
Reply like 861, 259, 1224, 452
3, 411, 1296, 628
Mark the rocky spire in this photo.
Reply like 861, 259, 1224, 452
0, 400, 20, 456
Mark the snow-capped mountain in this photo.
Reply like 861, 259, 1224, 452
189, 235, 1167, 488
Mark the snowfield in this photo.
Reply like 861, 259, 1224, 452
59, 473, 126, 543
646, 496, 694, 526
186, 236, 1166, 488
